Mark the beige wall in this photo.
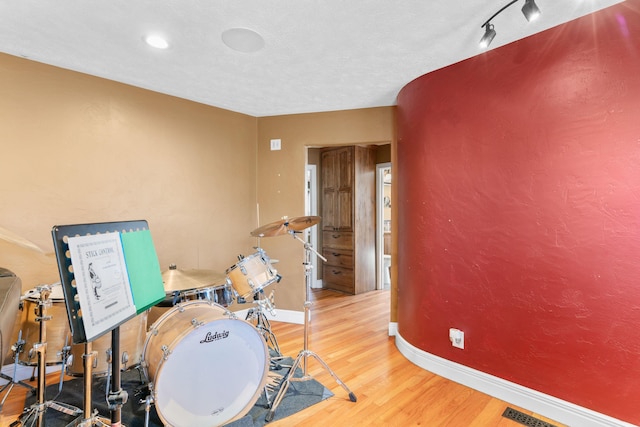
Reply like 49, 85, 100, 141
0, 53, 258, 296
0, 52, 396, 318
256, 109, 395, 311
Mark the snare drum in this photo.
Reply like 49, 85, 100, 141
143, 300, 268, 427
66, 311, 148, 376
226, 250, 278, 299
178, 282, 234, 307
147, 281, 234, 326
16, 284, 71, 366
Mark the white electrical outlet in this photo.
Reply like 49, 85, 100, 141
449, 328, 464, 349
270, 138, 281, 150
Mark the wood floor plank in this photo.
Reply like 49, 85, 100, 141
0, 288, 567, 426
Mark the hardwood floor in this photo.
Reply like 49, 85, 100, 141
268, 289, 565, 427
0, 288, 566, 426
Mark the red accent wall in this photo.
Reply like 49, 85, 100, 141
396, 3, 640, 424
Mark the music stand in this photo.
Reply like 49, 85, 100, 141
50, 220, 164, 427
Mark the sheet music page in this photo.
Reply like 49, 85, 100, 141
68, 232, 136, 341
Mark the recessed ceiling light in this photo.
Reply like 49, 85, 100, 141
145, 34, 169, 49
221, 28, 265, 53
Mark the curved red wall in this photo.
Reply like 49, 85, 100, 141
396, 3, 640, 424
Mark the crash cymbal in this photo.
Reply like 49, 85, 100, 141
0, 226, 46, 253
250, 218, 288, 237
286, 215, 321, 231
250, 216, 321, 237
162, 265, 227, 292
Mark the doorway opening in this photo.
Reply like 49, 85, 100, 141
305, 164, 320, 288
376, 163, 392, 291
306, 145, 391, 294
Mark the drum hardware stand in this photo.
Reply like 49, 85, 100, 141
245, 289, 282, 357
12, 286, 82, 427
246, 288, 289, 408
261, 371, 286, 409
67, 326, 127, 427
55, 336, 72, 395
58, 342, 108, 427
106, 328, 128, 427
265, 230, 356, 423
0, 331, 36, 412
142, 394, 153, 427
135, 365, 154, 427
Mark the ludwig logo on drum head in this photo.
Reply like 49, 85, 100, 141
200, 330, 229, 343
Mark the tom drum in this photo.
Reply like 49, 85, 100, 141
226, 250, 278, 299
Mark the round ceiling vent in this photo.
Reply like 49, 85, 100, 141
221, 28, 265, 53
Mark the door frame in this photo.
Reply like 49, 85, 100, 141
376, 162, 391, 290
305, 164, 320, 288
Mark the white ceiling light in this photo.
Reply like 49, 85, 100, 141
145, 34, 169, 49
221, 28, 265, 53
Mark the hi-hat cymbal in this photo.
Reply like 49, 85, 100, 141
250, 216, 321, 237
162, 265, 227, 292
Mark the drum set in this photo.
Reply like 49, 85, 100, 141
2, 215, 351, 427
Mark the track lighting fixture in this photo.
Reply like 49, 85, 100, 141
521, 0, 541, 22
479, 0, 541, 49
479, 24, 497, 49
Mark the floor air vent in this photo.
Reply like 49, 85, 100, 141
502, 407, 559, 427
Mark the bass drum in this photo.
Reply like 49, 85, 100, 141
66, 311, 148, 376
143, 300, 268, 427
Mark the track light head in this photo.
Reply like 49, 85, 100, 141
521, 0, 541, 22
479, 24, 496, 49
478, 0, 542, 48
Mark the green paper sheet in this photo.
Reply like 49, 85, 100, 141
120, 229, 165, 314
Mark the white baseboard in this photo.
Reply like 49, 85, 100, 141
388, 321, 398, 336
395, 333, 635, 427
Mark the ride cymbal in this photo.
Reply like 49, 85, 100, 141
162, 265, 227, 292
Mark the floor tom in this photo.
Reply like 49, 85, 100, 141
17, 283, 70, 366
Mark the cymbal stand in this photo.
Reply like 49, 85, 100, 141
0, 331, 35, 412
265, 231, 356, 423
12, 285, 82, 427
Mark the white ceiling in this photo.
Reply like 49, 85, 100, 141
0, 0, 623, 117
